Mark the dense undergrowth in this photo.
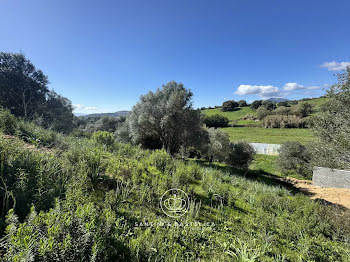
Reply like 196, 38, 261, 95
0, 115, 350, 261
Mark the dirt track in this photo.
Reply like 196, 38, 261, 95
285, 177, 350, 209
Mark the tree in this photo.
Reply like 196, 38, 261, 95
261, 100, 276, 110
256, 107, 271, 120
205, 128, 230, 162
0, 52, 49, 119
291, 102, 313, 117
277, 141, 312, 177
238, 100, 248, 107
250, 100, 262, 110
311, 67, 350, 169
203, 114, 229, 128
0, 52, 75, 133
221, 100, 239, 111
44, 91, 74, 133
226, 141, 255, 169
124, 81, 206, 155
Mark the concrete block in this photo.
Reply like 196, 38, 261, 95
313, 166, 350, 189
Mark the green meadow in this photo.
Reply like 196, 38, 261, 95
221, 126, 314, 144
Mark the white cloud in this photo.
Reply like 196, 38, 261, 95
283, 82, 320, 91
235, 85, 280, 98
73, 104, 98, 111
321, 61, 350, 71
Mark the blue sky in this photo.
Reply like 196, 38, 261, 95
1, 0, 349, 113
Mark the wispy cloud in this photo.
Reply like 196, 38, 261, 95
283, 82, 320, 91
320, 61, 350, 71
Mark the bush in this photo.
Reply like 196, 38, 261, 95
91, 131, 115, 147
0, 108, 17, 135
256, 107, 271, 120
277, 141, 312, 177
226, 141, 255, 169
291, 102, 313, 117
262, 115, 306, 128
250, 100, 262, 110
16, 120, 67, 149
238, 100, 248, 107
261, 101, 276, 110
203, 114, 230, 128
221, 100, 239, 111
273, 106, 291, 115
206, 128, 231, 162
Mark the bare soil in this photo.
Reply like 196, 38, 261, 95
284, 177, 350, 209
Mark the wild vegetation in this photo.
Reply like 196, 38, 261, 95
1, 52, 350, 261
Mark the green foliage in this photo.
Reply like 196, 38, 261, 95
261, 101, 276, 110
0, 120, 349, 261
16, 120, 68, 149
311, 68, 350, 169
221, 100, 239, 112
0, 108, 17, 135
250, 100, 262, 110
0, 137, 69, 225
226, 141, 255, 169
206, 128, 230, 162
221, 127, 314, 144
291, 102, 313, 117
203, 114, 229, 128
256, 107, 271, 120
0, 52, 74, 133
91, 131, 115, 147
238, 100, 248, 107
277, 141, 312, 178
124, 81, 207, 155
262, 114, 306, 128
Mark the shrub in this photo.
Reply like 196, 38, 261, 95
250, 100, 262, 110
261, 101, 276, 110
0, 108, 17, 135
291, 102, 313, 117
16, 120, 67, 149
221, 100, 239, 111
273, 106, 291, 115
277, 141, 312, 177
226, 141, 255, 169
256, 107, 271, 120
262, 115, 306, 128
206, 128, 230, 162
203, 114, 229, 128
238, 100, 248, 107
92, 131, 115, 147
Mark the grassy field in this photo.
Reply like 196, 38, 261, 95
221, 126, 314, 144
202, 97, 329, 127
202, 107, 258, 126
249, 154, 306, 179
300, 97, 328, 111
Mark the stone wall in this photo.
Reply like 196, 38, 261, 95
312, 166, 350, 189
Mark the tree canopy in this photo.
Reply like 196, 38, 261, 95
0, 52, 74, 133
122, 81, 207, 155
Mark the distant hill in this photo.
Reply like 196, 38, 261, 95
266, 98, 289, 103
79, 111, 129, 119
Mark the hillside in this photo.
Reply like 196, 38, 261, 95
80, 110, 129, 118
201, 97, 328, 144
202, 107, 258, 126
1, 118, 349, 261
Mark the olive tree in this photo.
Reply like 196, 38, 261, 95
123, 81, 207, 155
311, 67, 350, 169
